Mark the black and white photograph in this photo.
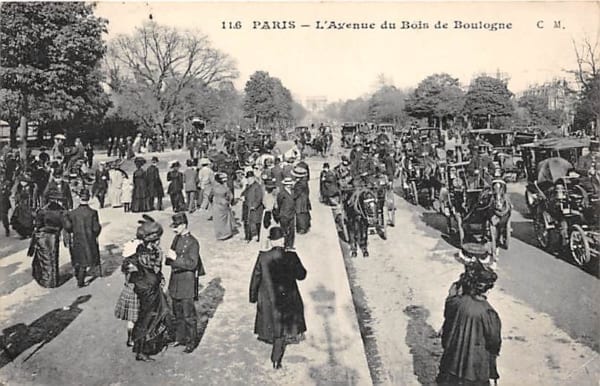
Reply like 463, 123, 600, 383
0, 1, 598, 385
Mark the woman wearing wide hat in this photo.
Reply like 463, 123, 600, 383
210, 172, 236, 240
250, 226, 307, 369
131, 157, 150, 213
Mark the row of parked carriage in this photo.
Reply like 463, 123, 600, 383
337, 122, 598, 268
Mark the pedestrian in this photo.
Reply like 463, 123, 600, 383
260, 175, 279, 251
29, 193, 65, 288
437, 250, 501, 386
63, 189, 102, 288
241, 170, 264, 243
249, 226, 307, 369
197, 158, 214, 212
114, 238, 142, 347
43, 167, 73, 210
122, 175, 133, 213
131, 157, 149, 213
85, 142, 94, 169
108, 163, 125, 208
11, 173, 35, 239
292, 167, 311, 234
319, 162, 339, 206
107, 137, 113, 157
146, 156, 164, 211
92, 162, 109, 208
0, 178, 12, 237
183, 159, 199, 213
121, 217, 171, 361
274, 177, 296, 249
166, 212, 205, 353
167, 161, 186, 212
211, 172, 235, 240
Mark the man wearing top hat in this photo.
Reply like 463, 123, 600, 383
146, 156, 164, 211
275, 177, 296, 249
63, 189, 102, 287
43, 167, 73, 210
166, 212, 204, 353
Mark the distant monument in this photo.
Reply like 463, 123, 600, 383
306, 96, 328, 113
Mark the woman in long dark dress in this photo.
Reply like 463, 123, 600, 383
131, 158, 150, 213
122, 219, 171, 361
11, 176, 35, 239
249, 226, 307, 369
292, 168, 311, 234
29, 196, 65, 288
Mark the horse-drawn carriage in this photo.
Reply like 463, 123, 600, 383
441, 160, 511, 258
469, 129, 523, 181
341, 123, 359, 148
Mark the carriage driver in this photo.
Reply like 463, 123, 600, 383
467, 145, 495, 188
351, 144, 376, 187
575, 140, 600, 196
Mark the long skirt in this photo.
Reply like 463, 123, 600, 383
260, 210, 279, 251
213, 203, 235, 240
31, 231, 60, 288
296, 212, 311, 234
132, 281, 172, 355
131, 196, 150, 213
11, 204, 34, 238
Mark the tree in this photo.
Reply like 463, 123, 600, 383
518, 94, 561, 126
570, 36, 600, 136
405, 73, 465, 129
243, 71, 298, 129
339, 98, 369, 122
0, 2, 108, 152
367, 85, 409, 125
106, 21, 238, 132
463, 75, 514, 129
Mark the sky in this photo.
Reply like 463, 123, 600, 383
94, 1, 600, 104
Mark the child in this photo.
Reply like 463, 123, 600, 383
114, 238, 141, 347
121, 175, 133, 213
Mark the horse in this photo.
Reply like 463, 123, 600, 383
343, 187, 380, 257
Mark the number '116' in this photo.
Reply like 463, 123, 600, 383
222, 21, 242, 29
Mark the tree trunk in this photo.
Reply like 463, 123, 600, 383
9, 122, 18, 148
18, 94, 29, 160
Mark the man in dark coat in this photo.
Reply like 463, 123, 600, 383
319, 162, 339, 205
92, 162, 109, 208
241, 171, 264, 242
146, 156, 164, 210
0, 178, 11, 237
271, 157, 285, 188
167, 161, 185, 212
249, 226, 307, 369
166, 213, 204, 353
275, 177, 296, 250
437, 255, 501, 386
43, 168, 73, 210
63, 189, 101, 287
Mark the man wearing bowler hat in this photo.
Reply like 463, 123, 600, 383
166, 212, 204, 353
63, 189, 102, 287
275, 177, 296, 249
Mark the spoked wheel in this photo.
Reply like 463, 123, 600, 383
570, 224, 591, 266
410, 181, 419, 206
534, 208, 552, 250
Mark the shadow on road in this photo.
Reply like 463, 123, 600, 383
508, 191, 531, 219
308, 284, 360, 385
195, 277, 225, 347
403, 305, 443, 385
0, 294, 91, 369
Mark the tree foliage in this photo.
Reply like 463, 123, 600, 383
0, 2, 109, 148
463, 75, 514, 128
106, 21, 238, 132
517, 94, 561, 126
570, 36, 600, 135
405, 73, 464, 128
243, 71, 299, 129
367, 85, 409, 125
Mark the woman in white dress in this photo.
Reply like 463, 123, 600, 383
108, 166, 125, 207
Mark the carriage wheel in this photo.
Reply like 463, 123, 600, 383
410, 181, 419, 206
534, 209, 552, 250
525, 189, 536, 215
570, 224, 591, 266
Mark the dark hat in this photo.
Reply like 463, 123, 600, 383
246, 170, 255, 178
323, 162, 330, 169
134, 156, 146, 166
264, 177, 276, 188
268, 226, 284, 241
46, 190, 64, 202
79, 189, 91, 203
170, 212, 188, 227
170, 160, 181, 168
151, 156, 159, 163
138, 221, 163, 242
